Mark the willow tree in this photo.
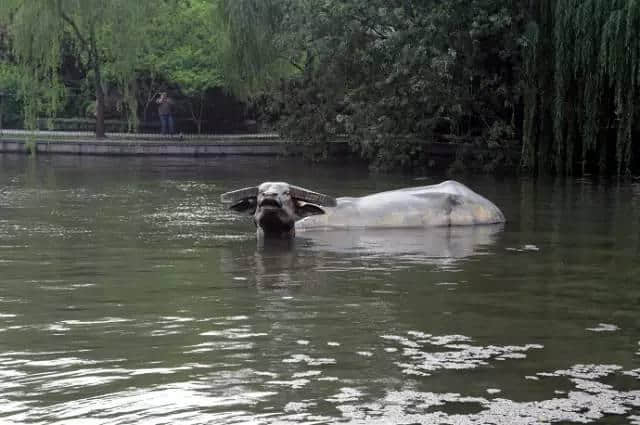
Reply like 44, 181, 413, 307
216, 0, 305, 97
0, 24, 9, 61
522, 0, 640, 176
140, 0, 225, 133
0, 0, 154, 138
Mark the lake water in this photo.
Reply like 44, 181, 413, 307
1, 154, 639, 424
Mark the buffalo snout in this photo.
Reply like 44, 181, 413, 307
258, 191, 285, 209
221, 181, 335, 239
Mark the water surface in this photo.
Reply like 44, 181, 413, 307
1, 154, 639, 424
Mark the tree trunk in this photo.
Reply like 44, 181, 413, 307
90, 31, 106, 139
189, 94, 205, 134
142, 77, 158, 131
95, 80, 105, 138
198, 93, 204, 134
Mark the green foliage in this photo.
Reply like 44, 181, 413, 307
139, 0, 226, 132
142, 0, 224, 95
0, 24, 10, 61
216, 0, 303, 97
522, 0, 640, 176
253, 0, 524, 171
0, 2, 61, 129
221, 0, 640, 175
2, 0, 639, 175
1, 0, 156, 134
0, 62, 23, 128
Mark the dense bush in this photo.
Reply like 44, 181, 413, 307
226, 0, 640, 175
0, 63, 23, 128
2, 0, 640, 175
258, 1, 525, 172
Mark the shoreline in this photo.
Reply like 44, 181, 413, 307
0, 130, 472, 169
0, 130, 348, 157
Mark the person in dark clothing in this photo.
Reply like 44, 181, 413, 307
156, 92, 175, 135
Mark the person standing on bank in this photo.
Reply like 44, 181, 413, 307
156, 92, 175, 135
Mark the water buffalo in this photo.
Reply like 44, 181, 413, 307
221, 180, 505, 239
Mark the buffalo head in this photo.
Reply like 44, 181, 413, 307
221, 182, 337, 238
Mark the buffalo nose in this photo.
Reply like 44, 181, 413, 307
260, 192, 282, 207
263, 192, 279, 200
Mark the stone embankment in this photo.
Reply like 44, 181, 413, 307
0, 130, 344, 156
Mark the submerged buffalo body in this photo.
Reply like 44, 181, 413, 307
221, 180, 505, 239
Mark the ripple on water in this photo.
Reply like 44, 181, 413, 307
282, 354, 337, 366
326, 387, 364, 404
183, 341, 255, 354
40, 371, 130, 390
332, 381, 640, 424
267, 378, 310, 389
381, 332, 544, 377
25, 357, 101, 368
0, 222, 90, 240
292, 370, 322, 379
3, 383, 277, 424
61, 317, 132, 326
284, 401, 317, 413
2, 334, 640, 424
200, 328, 268, 339
146, 202, 230, 228
312, 357, 640, 425
586, 323, 620, 332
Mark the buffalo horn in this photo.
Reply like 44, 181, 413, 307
289, 185, 337, 207
220, 187, 258, 205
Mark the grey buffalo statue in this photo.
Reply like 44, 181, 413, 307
221, 180, 505, 239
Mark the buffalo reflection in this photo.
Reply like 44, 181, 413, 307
297, 224, 503, 259
223, 225, 503, 288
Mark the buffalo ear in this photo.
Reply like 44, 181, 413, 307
295, 201, 325, 220
230, 197, 257, 215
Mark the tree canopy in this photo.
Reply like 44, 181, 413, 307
1, 0, 155, 136
522, 0, 640, 176
216, 0, 303, 96
218, 0, 524, 171
1, 0, 639, 175
139, 0, 225, 133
